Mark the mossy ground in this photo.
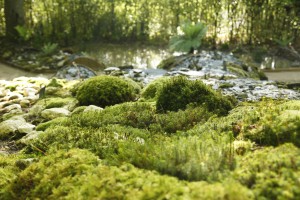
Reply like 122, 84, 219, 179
1, 75, 300, 199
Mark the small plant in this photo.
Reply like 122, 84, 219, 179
169, 21, 207, 54
41, 42, 58, 56
15, 25, 32, 42
76, 75, 136, 107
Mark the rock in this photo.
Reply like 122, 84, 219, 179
83, 105, 103, 112
41, 108, 71, 120
20, 99, 31, 108
54, 65, 96, 80
72, 56, 106, 71
0, 116, 29, 139
19, 131, 43, 145
18, 123, 36, 134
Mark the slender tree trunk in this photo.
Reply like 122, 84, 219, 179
4, 0, 25, 39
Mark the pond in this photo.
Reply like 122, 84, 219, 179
76, 42, 171, 69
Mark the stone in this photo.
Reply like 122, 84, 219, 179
19, 131, 43, 145
41, 108, 71, 120
83, 105, 103, 112
18, 123, 36, 134
0, 116, 27, 139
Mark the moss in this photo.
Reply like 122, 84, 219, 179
234, 143, 300, 200
47, 78, 63, 88
0, 154, 25, 199
141, 76, 170, 101
189, 99, 300, 147
156, 76, 235, 115
76, 75, 136, 107
35, 97, 78, 110
157, 56, 177, 70
36, 117, 69, 131
7, 149, 100, 199
110, 133, 234, 182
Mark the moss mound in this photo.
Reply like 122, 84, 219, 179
75, 75, 136, 107
156, 76, 235, 115
234, 143, 300, 199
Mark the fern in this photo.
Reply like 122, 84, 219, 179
169, 21, 207, 54
42, 43, 58, 56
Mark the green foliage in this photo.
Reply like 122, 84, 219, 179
169, 21, 207, 53
156, 76, 235, 115
41, 43, 58, 56
234, 143, 300, 200
76, 75, 136, 107
14, 25, 32, 42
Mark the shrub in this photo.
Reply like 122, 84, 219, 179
76, 75, 136, 107
156, 76, 235, 115
169, 21, 207, 54
234, 143, 300, 200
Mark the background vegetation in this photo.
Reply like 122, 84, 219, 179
0, 0, 299, 47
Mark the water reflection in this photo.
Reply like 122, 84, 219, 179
79, 43, 171, 69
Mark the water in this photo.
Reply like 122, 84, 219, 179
0, 62, 53, 80
78, 43, 171, 69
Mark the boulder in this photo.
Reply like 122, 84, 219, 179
0, 116, 34, 139
83, 105, 103, 112
41, 108, 71, 120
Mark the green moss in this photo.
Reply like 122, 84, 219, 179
36, 117, 69, 131
76, 75, 136, 107
234, 143, 300, 200
189, 99, 300, 147
141, 76, 170, 100
0, 154, 24, 199
7, 149, 100, 199
35, 97, 78, 110
156, 76, 235, 115
157, 56, 177, 70
47, 78, 63, 88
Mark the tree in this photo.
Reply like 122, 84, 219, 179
4, 0, 25, 39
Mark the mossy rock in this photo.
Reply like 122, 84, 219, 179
156, 76, 235, 115
76, 75, 136, 107
157, 56, 177, 70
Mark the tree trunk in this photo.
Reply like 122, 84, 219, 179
4, 0, 25, 39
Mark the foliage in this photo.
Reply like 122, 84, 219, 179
234, 143, 300, 200
169, 21, 207, 53
76, 75, 136, 107
41, 43, 58, 56
156, 76, 235, 115
14, 25, 32, 42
